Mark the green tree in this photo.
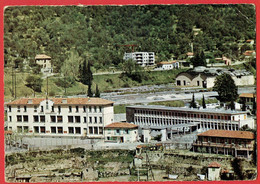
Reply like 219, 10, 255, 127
55, 76, 75, 94
190, 51, 207, 68
190, 93, 197, 108
213, 73, 238, 103
25, 75, 43, 97
202, 95, 206, 109
95, 84, 100, 97
231, 157, 244, 180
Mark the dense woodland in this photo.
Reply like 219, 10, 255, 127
4, 5, 256, 73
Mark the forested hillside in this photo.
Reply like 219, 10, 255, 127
4, 4, 255, 72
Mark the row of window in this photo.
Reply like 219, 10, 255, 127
15, 126, 102, 135
8, 105, 103, 113
11, 115, 102, 124
134, 110, 233, 120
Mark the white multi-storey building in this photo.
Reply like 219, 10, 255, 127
123, 52, 155, 67
126, 105, 254, 136
6, 97, 114, 138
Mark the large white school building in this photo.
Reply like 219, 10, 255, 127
6, 97, 114, 138
126, 105, 254, 135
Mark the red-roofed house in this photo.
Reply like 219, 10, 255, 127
208, 161, 221, 181
243, 50, 256, 59
104, 122, 138, 143
6, 97, 114, 138
157, 61, 179, 70
193, 129, 255, 158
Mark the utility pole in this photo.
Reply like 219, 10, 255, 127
14, 68, 16, 99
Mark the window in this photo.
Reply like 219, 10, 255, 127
94, 117, 97, 124
83, 106, 86, 112
24, 126, 29, 133
75, 116, 80, 123
89, 106, 92, 112
17, 126, 22, 133
116, 129, 120, 134
34, 106, 37, 112
75, 127, 81, 134
24, 106, 27, 112
58, 106, 61, 113
57, 116, 63, 123
197, 81, 200, 86
8, 106, 11, 112
57, 127, 63, 134
51, 106, 54, 112
99, 117, 102, 124
46, 101, 49, 110
76, 106, 79, 112
89, 117, 92, 124
17, 115, 22, 122
51, 116, 56, 123
99, 106, 102, 112
84, 117, 86, 123
51, 127, 56, 133
23, 115, 28, 122
68, 127, 74, 134
68, 116, 73, 123
34, 126, 39, 133
94, 127, 98, 134
17, 106, 20, 112
94, 106, 97, 112
99, 127, 103, 134
41, 106, 44, 112
34, 116, 39, 122
89, 127, 93, 134
40, 126, 45, 133
125, 129, 129, 134
177, 80, 181, 86
40, 116, 45, 122
183, 81, 186, 86
69, 106, 72, 112
9, 116, 12, 122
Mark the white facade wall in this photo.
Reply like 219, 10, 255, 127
208, 168, 221, 181
104, 128, 138, 143
126, 106, 254, 131
7, 99, 114, 138
123, 52, 155, 67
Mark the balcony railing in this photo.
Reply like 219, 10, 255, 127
193, 141, 253, 150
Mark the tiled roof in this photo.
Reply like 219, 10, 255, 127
157, 61, 177, 65
239, 93, 256, 98
105, 122, 138, 129
35, 54, 51, 59
7, 97, 114, 106
186, 52, 194, 56
243, 50, 255, 56
197, 130, 254, 139
208, 161, 221, 168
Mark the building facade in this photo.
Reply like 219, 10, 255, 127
123, 52, 155, 67
6, 98, 114, 138
104, 122, 138, 143
175, 67, 255, 88
193, 129, 255, 158
156, 61, 179, 70
35, 54, 53, 73
126, 105, 254, 136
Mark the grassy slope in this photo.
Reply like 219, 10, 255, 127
4, 68, 187, 101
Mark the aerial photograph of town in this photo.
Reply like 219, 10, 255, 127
3, 4, 257, 182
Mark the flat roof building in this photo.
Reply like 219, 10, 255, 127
6, 97, 114, 138
126, 105, 254, 138
123, 52, 155, 67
